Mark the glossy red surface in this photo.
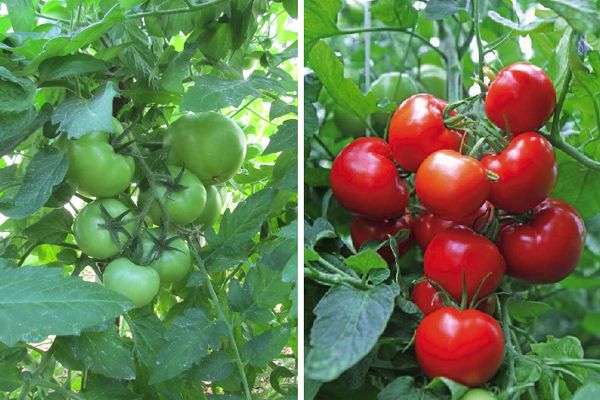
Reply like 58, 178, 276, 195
350, 214, 413, 263
498, 198, 585, 283
411, 278, 444, 316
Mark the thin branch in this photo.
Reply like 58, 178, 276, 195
126, 0, 228, 19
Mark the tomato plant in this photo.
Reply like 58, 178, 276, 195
0, 1, 297, 398
305, 0, 600, 399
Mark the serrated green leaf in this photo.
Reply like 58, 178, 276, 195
22, 208, 73, 244
0, 67, 36, 112
242, 324, 291, 367
345, 249, 388, 275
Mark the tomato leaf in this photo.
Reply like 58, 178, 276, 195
539, 0, 600, 35
304, 0, 341, 53
242, 324, 291, 367
0, 266, 132, 347
22, 208, 73, 245
345, 249, 388, 275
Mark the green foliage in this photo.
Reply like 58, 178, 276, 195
0, 0, 297, 398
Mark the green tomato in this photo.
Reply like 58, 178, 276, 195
417, 64, 447, 99
103, 258, 160, 308
142, 229, 192, 283
194, 185, 223, 228
67, 130, 135, 198
369, 72, 419, 133
333, 107, 367, 138
462, 389, 496, 400
73, 199, 135, 260
168, 113, 246, 184
148, 166, 207, 225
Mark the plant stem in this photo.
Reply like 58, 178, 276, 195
304, 267, 370, 290
473, 0, 485, 90
501, 296, 517, 394
188, 241, 252, 400
32, 380, 85, 400
126, 0, 228, 19
542, 131, 600, 170
17, 345, 56, 400
317, 256, 356, 278
550, 70, 572, 140
328, 27, 447, 62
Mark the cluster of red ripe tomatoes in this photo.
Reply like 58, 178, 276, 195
329, 62, 586, 387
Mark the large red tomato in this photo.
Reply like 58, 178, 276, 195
482, 132, 556, 213
330, 137, 409, 220
424, 227, 505, 303
485, 62, 556, 134
498, 198, 585, 283
415, 150, 490, 220
413, 202, 494, 251
350, 214, 413, 263
388, 94, 463, 172
415, 307, 504, 387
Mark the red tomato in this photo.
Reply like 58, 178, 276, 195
415, 307, 504, 387
350, 214, 413, 263
485, 62, 556, 134
388, 94, 463, 172
330, 137, 409, 220
424, 227, 505, 303
411, 278, 444, 316
498, 199, 585, 283
413, 202, 494, 251
415, 150, 491, 220
482, 132, 556, 213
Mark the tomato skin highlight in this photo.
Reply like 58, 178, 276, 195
498, 198, 585, 283
482, 132, 556, 213
485, 62, 556, 134
103, 258, 160, 308
424, 227, 505, 303
73, 199, 135, 260
415, 150, 490, 220
388, 94, 463, 172
350, 214, 413, 263
411, 279, 444, 316
67, 132, 135, 198
415, 307, 504, 387
330, 137, 409, 220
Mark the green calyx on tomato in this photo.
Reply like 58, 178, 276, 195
147, 165, 207, 225
73, 199, 135, 260
103, 258, 160, 308
141, 228, 192, 283
167, 112, 246, 184
369, 72, 419, 134
194, 185, 224, 228
67, 128, 135, 198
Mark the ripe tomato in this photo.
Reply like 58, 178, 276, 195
142, 229, 192, 283
194, 185, 224, 227
73, 199, 135, 260
350, 214, 413, 263
103, 258, 160, 308
498, 199, 585, 283
415, 307, 504, 387
330, 137, 409, 220
415, 150, 490, 220
411, 278, 443, 316
67, 131, 135, 198
462, 389, 497, 400
167, 113, 246, 184
482, 132, 556, 213
147, 166, 207, 225
424, 227, 505, 303
369, 72, 419, 133
388, 94, 462, 172
416, 64, 446, 99
485, 62, 556, 134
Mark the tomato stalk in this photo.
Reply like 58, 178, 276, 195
500, 296, 518, 393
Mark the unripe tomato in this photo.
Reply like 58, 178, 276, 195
481, 132, 556, 213
388, 94, 463, 172
415, 307, 504, 387
103, 258, 160, 308
350, 214, 413, 263
167, 113, 246, 184
411, 278, 443, 316
194, 185, 224, 227
147, 166, 207, 225
369, 72, 419, 133
462, 389, 497, 400
424, 227, 505, 303
417, 64, 447, 99
415, 150, 490, 221
498, 198, 585, 283
333, 107, 367, 138
142, 229, 192, 283
67, 131, 135, 198
485, 62, 556, 134
330, 138, 409, 220
73, 199, 135, 260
